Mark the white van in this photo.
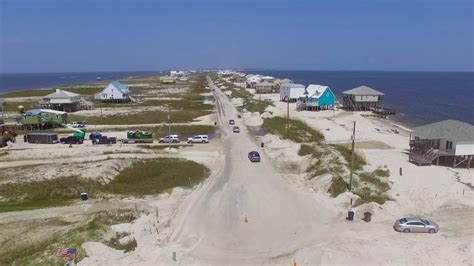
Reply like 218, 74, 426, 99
187, 135, 209, 143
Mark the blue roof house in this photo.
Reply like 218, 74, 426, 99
298, 84, 335, 111
95, 81, 132, 102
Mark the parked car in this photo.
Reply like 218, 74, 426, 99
70, 121, 86, 128
229, 119, 235, 125
233, 126, 240, 133
393, 217, 439, 233
92, 136, 117, 145
60, 136, 83, 144
187, 135, 209, 143
89, 132, 102, 141
159, 135, 180, 143
248, 151, 261, 162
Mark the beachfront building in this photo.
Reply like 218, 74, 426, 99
342, 85, 384, 111
40, 89, 93, 112
409, 120, 474, 168
160, 76, 176, 84
246, 75, 262, 88
280, 83, 305, 102
94, 81, 131, 103
22, 109, 67, 129
297, 84, 335, 111
255, 81, 276, 94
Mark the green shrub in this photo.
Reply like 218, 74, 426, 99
332, 144, 366, 171
327, 176, 348, 197
373, 168, 390, 177
263, 117, 325, 143
354, 188, 391, 206
104, 159, 210, 195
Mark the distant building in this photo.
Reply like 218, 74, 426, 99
409, 120, 474, 168
40, 89, 93, 112
246, 75, 262, 88
22, 109, 67, 128
342, 86, 384, 111
280, 83, 305, 102
94, 81, 131, 102
255, 81, 276, 94
160, 76, 176, 84
170, 70, 185, 77
297, 85, 335, 111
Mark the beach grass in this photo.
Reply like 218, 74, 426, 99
332, 144, 367, 171
0, 89, 55, 98
104, 159, 209, 195
263, 116, 325, 143
354, 187, 391, 206
0, 158, 210, 212
2, 210, 137, 265
0, 176, 101, 212
69, 109, 212, 125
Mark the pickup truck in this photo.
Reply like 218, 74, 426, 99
92, 136, 117, 145
60, 136, 83, 144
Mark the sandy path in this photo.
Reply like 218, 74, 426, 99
165, 77, 340, 263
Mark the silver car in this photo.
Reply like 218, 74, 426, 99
393, 217, 439, 233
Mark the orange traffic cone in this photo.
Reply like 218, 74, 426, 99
293, 259, 297, 266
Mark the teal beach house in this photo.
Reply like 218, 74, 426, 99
298, 84, 335, 111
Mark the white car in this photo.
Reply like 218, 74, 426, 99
187, 135, 209, 143
159, 135, 180, 143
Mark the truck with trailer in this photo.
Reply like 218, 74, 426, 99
121, 130, 153, 143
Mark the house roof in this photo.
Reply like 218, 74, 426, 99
282, 83, 305, 89
256, 81, 274, 86
343, 86, 384, 96
412, 120, 474, 143
44, 89, 80, 99
110, 81, 130, 93
281, 78, 293, 83
25, 109, 67, 115
305, 84, 331, 99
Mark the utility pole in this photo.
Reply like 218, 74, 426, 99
286, 99, 289, 133
168, 103, 171, 152
349, 121, 356, 191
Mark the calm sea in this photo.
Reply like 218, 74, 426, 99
0, 71, 162, 93
246, 70, 474, 127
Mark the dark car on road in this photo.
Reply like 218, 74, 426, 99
248, 151, 261, 162
233, 126, 240, 133
229, 119, 235, 125
60, 136, 83, 144
92, 136, 117, 145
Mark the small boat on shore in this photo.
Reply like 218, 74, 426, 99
96, 76, 102, 81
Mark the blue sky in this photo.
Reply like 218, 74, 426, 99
0, 0, 472, 73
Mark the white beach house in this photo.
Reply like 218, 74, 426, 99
280, 83, 305, 102
409, 119, 474, 168
40, 89, 93, 112
94, 81, 131, 102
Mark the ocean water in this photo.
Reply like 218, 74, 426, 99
0, 71, 162, 93
246, 70, 474, 127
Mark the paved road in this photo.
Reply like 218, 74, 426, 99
170, 77, 337, 263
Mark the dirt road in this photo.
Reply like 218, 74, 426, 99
168, 77, 338, 263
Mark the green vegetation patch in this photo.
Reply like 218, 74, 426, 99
104, 159, 210, 195
353, 187, 391, 207
0, 89, 55, 98
332, 144, 366, 171
3, 210, 137, 265
358, 169, 390, 192
69, 109, 212, 125
263, 116, 325, 143
0, 176, 101, 212
0, 158, 210, 212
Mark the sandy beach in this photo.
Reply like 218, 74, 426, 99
1, 75, 472, 265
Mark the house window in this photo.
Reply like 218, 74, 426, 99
445, 141, 453, 150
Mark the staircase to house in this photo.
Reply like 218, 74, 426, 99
347, 97, 359, 111
409, 147, 440, 165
